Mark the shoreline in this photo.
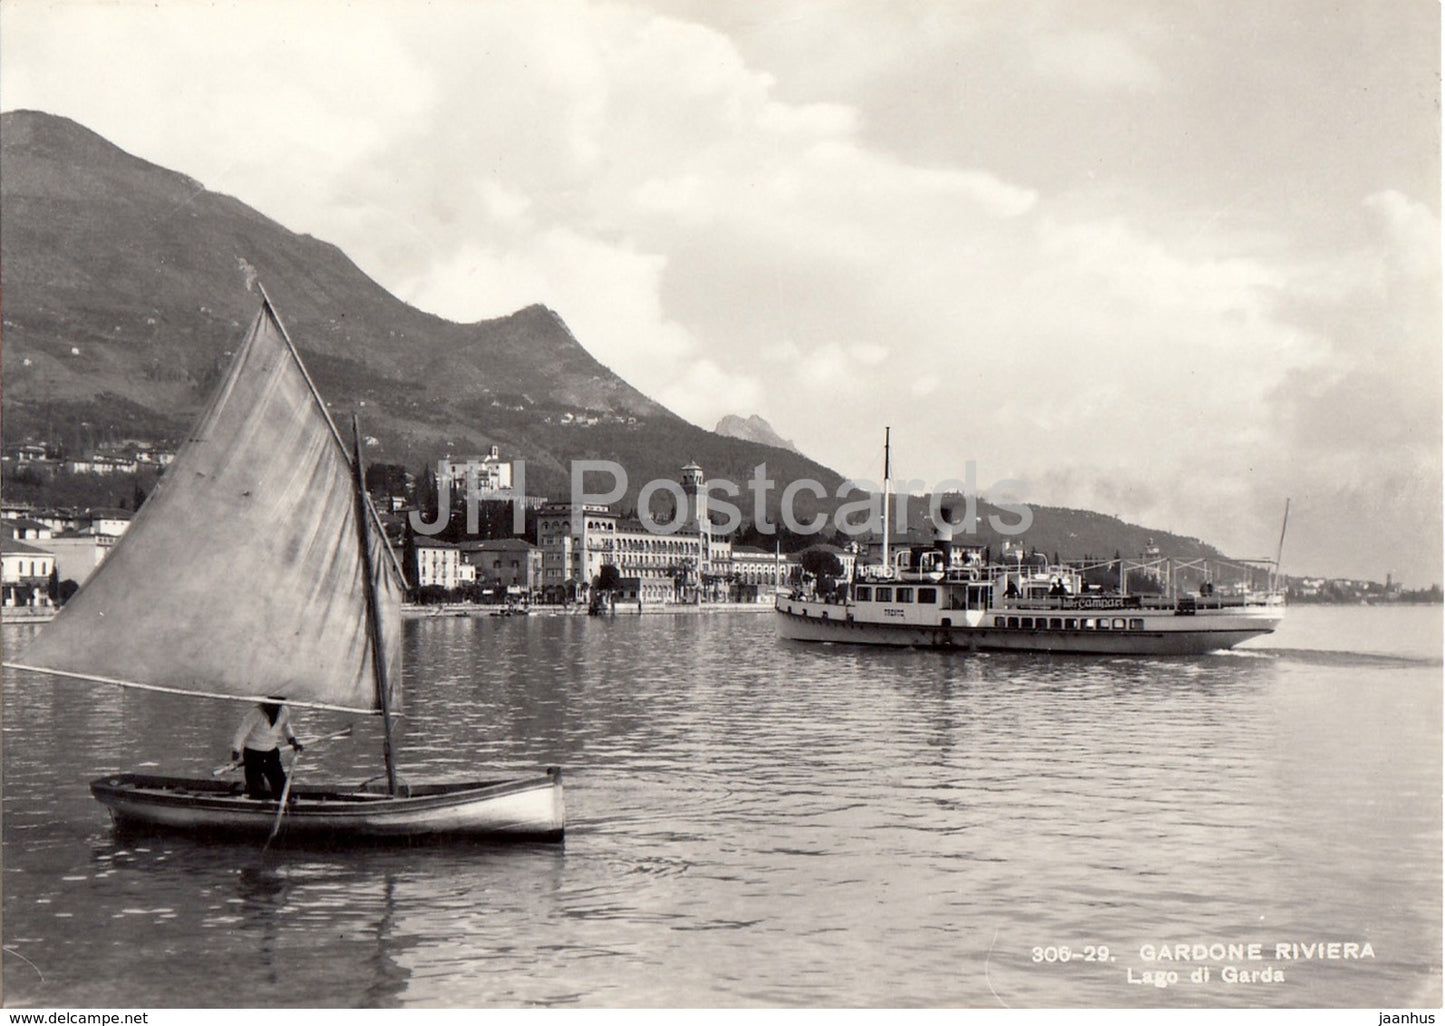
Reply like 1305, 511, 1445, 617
0, 608, 57, 623
402, 600, 778, 619
8, 599, 1436, 630
0, 601, 781, 627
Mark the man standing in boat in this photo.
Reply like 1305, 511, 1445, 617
230, 698, 303, 799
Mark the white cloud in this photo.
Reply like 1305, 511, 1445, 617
1364, 189, 1441, 280
1030, 29, 1164, 92
851, 344, 888, 366
0, 0, 1437, 582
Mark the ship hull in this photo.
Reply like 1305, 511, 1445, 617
90, 769, 565, 844
775, 599, 1280, 655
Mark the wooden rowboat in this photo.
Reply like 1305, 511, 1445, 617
90, 768, 565, 844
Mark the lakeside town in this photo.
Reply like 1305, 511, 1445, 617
3, 442, 802, 615
3, 441, 1439, 617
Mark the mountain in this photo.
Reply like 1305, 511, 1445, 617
0, 110, 845, 508
0, 110, 1237, 564
714, 414, 799, 454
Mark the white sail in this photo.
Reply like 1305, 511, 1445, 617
11, 302, 404, 714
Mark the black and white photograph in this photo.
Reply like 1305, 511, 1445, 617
0, 0, 1439, 1016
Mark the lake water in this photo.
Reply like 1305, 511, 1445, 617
2, 604, 1440, 1008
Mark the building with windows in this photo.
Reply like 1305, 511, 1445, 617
608, 518, 702, 604
6, 444, 51, 464
64, 454, 139, 475
39, 533, 115, 588
461, 538, 542, 601
25, 509, 79, 535
1, 537, 55, 608
412, 538, 474, 591
80, 508, 133, 537
2, 517, 53, 542
437, 446, 513, 495
732, 546, 792, 601
536, 461, 736, 604
537, 503, 616, 604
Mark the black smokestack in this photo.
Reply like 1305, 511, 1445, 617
934, 503, 954, 564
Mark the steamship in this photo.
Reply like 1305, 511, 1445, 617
774, 434, 1287, 655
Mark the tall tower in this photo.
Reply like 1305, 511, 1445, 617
680, 460, 710, 575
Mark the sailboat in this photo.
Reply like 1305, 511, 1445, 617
6, 293, 564, 843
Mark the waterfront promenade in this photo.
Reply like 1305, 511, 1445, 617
0, 600, 777, 626
402, 600, 776, 618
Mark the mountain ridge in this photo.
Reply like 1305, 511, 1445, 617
1, 109, 1233, 564
0, 109, 844, 506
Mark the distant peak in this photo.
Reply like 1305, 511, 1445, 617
714, 413, 799, 453
491, 303, 569, 334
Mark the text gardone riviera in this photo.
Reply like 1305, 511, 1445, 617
1139, 941, 1375, 961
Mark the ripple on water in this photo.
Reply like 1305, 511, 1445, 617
2, 610, 1439, 1008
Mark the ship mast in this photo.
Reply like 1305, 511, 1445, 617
881, 427, 891, 575
1272, 498, 1291, 594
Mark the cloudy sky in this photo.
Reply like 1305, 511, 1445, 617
2, 0, 1439, 584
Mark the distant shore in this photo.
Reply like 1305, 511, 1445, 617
0, 602, 778, 627
6, 598, 1434, 630
402, 601, 776, 619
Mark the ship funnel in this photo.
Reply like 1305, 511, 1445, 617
934, 503, 954, 563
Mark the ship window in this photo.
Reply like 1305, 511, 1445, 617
1129, 618, 1144, 630
874, 587, 893, 602
1064, 618, 1078, 629
1021, 617, 1034, 628
1049, 618, 1062, 629
1082, 618, 1094, 629
1096, 619, 1109, 630
918, 587, 937, 604
1113, 618, 1126, 630
896, 587, 914, 603
994, 616, 1005, 627
855, 586, 872, 601
1007, 616, 1019, 628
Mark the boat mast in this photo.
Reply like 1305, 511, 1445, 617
352, 415, 399, 795
881, 426, 891, 574
1272, 498, 1291, 594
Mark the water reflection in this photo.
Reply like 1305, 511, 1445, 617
235, 865, 288, 987
223, 861, 413, 1007
3, 609, 1439, 1007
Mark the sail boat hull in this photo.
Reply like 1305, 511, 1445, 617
90, 768, 565, 844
